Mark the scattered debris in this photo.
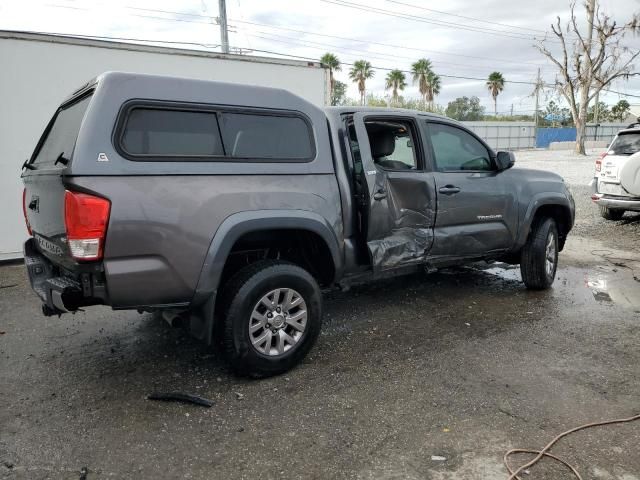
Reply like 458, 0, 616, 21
431, 455, 447, 462
465, 322, 471, 327
235, 392, 245, 400
79, 466, 88, 480
147, 392, 214, 408
442, 428, 450, 432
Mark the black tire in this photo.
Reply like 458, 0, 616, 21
221, 260, 322, 377
520, 217, 559, 290
599, 206, 625, 221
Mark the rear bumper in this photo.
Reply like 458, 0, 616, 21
23, 238, 107, 315
591, 193, 640, 211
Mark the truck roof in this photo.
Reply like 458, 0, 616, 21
64, 70, 314, 106
324, 106, 457, 123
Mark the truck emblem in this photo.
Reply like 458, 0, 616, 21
97, 153, 109, 162
477, 214, 503, 220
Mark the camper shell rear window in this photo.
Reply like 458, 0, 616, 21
30, 92, 93, 168
115, 101, 315, 162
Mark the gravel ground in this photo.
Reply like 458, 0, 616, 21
1, 149, 639, 480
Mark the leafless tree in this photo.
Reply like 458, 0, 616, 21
537, 0, 639, 154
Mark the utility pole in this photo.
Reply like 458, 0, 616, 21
218, 0, 229, 54
510, 104, 514, 117
533, 67, 541, 144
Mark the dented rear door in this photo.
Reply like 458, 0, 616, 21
351, 113, 436, 272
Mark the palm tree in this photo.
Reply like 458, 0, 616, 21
349, 60, 374, 106
320, 53, 341, 104
385, 69, 407, 106
424, 71, 441, 110
486, 71, 505, 116
411, 58, 433, 108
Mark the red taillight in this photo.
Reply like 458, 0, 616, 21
22, 188, 32, 235
595, 159, 602, 172
64, 190, 110, 261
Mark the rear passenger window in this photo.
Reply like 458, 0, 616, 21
219, 112, 313, 159
121, 108, 223, 156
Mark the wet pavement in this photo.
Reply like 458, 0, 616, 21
1, 151, 639, 479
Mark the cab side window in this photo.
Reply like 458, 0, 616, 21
428, 123, 493, 172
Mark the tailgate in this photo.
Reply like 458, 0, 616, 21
22, 92, 93, 268
23, 173, 75, 267
599, 155, 624, 183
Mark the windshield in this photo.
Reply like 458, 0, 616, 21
31, 93, 92, 167
609, 132, 640, 156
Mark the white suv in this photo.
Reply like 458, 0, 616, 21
591, 124, 640, 220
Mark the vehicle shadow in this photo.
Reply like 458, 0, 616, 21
45, 262, 550, 392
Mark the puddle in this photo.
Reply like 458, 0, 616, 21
584, 267, 640, 309
480, 264, 521, 282
475, 262, 640, 311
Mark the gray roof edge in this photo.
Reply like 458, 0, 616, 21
0, 30, 325, 70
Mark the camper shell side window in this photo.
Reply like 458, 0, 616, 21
114, 100, 316, 162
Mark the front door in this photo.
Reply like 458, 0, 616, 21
350, 113, 437, 272
423, 121, 518, 260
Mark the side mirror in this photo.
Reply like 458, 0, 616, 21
496, 151, 516, 171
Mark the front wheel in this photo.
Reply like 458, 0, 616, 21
599, 206, 625, 221
520, 217, 558, 290
221, 260, 322, 377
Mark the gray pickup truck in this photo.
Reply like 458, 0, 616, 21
21, 72, 574, 376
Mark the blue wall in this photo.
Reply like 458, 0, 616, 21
536, 128, 576, 148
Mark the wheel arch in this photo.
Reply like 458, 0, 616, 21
515, 194, 574, 252
192, 210, 343, 308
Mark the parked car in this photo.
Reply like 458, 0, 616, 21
21, 72, 575, 377
591, 123, 640, 220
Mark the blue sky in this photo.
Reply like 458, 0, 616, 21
1, 0, 639, 113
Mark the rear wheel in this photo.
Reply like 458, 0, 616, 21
599, 206, 625, 221
520, 217, 558, 290
221, 260, 322, 377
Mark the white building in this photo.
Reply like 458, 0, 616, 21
0, 31, 329, 260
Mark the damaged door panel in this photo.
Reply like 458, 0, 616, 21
351, 113, 436, 271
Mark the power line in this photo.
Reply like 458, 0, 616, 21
602, 88, 640, 99
385, 0, 551, 34
45, 3, 216, 25
18, 30, 220, 48
229, 18, 548, 68
231, 43, 640, 98
242, 30, 538, 75
229, 44, 540, 85
317, 0, 560, 43
42, 2, 550, 67
11, 27, 640, 101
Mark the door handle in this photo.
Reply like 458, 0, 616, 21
373, 189, 387, 200
28, 198, 39, 211
438, 185, 461, 195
